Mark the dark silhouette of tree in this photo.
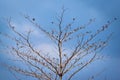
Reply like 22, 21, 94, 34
0, 7, 117, 80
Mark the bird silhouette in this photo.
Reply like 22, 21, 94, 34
32, 18, 35, 21
73, 18, 75, 21
51, 22, 54, 24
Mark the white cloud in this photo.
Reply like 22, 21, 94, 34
12, 22, 45, 38
36, 43, 59, 58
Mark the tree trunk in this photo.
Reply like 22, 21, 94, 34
59, 76, 62, 80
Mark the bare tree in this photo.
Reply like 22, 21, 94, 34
0, 8, 117, 80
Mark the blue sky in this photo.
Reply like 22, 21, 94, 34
0, 0, 120, 80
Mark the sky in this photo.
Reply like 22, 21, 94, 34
0, 0, 120, 80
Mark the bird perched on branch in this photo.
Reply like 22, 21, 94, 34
73, 18, 75, 21
32, 18, 35, 21
51, 22, 54, 24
